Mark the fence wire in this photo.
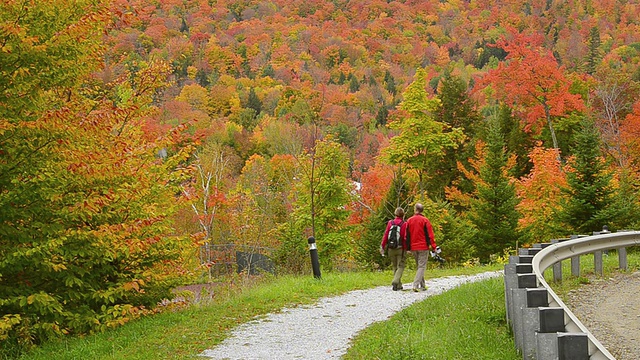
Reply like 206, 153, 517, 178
199, 243, 275, 277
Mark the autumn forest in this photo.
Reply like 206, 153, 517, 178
3, 0, 640, 352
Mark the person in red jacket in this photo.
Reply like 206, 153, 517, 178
405, 203, 437, 292
380, 207, 407, 291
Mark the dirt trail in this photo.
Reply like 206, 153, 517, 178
565, 271, 640, 359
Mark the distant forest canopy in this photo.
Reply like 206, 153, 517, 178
3, 0, 640, 350
108, 0, 640, 238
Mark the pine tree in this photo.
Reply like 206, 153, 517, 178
468, 119, 521, 262
585, 26, 602, 75
375, 105, 389, 127
384, 70, 396, 95
559, 118, 613, 234
246, 87, 262, 115
597, 169, 640, 231
431, 72, 481, 198
349, 74, 360, 93
495, 104, 534, 178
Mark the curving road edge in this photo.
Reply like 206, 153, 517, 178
199, 271, 502, 360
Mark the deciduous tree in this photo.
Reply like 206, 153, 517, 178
477, 30, 585, 153
292, 136, 353, 270
515, 144, 567, 243
382, 68, 465, 197
0, 3, 196, 350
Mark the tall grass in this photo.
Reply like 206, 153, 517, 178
16, 265, 504, 360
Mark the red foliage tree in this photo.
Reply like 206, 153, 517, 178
476, 29, 585, 151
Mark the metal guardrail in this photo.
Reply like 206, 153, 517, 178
505, 230, 640, 359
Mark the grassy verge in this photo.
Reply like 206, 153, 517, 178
344, 276, 518, 360
18, 265, 502, 360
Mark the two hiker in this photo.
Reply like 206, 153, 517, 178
379, 203, 439, 292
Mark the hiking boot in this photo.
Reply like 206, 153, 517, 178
392, 284, 397, 291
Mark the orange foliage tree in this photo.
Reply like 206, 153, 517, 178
620, 100, 640, 171
515, 144, 567, 243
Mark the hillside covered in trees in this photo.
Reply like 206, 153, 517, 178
3, 0, 640, 353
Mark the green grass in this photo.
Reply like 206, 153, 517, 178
344, 277, 518, 360
17, 265, 504, 360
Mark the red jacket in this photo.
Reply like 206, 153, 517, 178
381, 217, 406, 249
405, 213, 436, 251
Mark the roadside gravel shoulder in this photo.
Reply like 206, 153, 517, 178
199, 271, 502, 360
565, 271, 640, 360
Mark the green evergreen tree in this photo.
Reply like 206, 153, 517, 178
262, 64, 275, 78
368, 74, 377, 86
375, 105, 389, 127
195, 68, 210, 87
338, 72, 347, 85
586, 26, 602, 75
348, 74, 360, 93
384, 70, 396, 95
246, 87, 262, 115
495, 104, 534, 178
431, 72, 481, 198
597, 169, 640, 231
558, 118, 613, 234
180, 17, 189, 33
468, 119, 521, 262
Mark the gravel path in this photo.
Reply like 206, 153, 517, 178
199, 271, 502, 360
565, 271, 640, 360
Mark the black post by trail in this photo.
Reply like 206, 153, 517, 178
308, 236, 321, 279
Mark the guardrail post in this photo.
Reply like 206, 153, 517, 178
552, 261, 562, 282
567, 235, 587, 278
571, 255, 580, 277
520, 288, 549, 359
505, 252, 536, 328
550, 239, 562, 282
558, 333, 589, 360
594, 250, 603, 276
539, 307, 565, 333
535, 307, 566, 360
592, 228, 610, 277
512, 273, 537, 353
618, 247, 628, 270
504, 259, 517, 327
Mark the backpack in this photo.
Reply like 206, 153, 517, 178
387, 220, 403, 249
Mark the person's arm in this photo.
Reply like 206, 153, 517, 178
405, 224, 411, 251
380, 221, 391, 255
425, 220, 436, 250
